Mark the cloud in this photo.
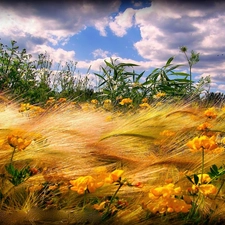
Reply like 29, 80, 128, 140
0, 0, 121, 47
31, 45, 76, 64
109, 8, 136, 37
92, 49, 110, 58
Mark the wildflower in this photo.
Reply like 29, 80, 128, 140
204, 107, 217, 119
153, 92, 166, 99
105, 169, 124, 184
147, 183, 192, 214
139, 103, 151, 109
197, 122, 212, 131
186, 135, 224, 153
91, 99, 98, 104
142, 97, 148, 103
119, 98, 132, 105
19, 103, 31, 112
198, 184, 217, 195
103, 99, 113, 111
8, 134, 32, 151
70, 175, 104, 194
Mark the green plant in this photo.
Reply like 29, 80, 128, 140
180, 46, 200, 91
143, 56, 193, 97
94, 58, 146, 106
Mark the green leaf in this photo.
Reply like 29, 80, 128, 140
165, 57, 174, 66
194, 174, 199, 185
186, 175, 194, 184
171, 72, 190, 76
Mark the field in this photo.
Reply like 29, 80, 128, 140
1, 41, 225, 224
1, 95, 225, 225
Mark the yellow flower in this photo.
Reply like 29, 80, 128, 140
186, 135, 223, 153
197, 122, 212, 131
198, 184, 217, 195
142, 97, 148, 103
119, 98, 132, 105
103, 99, 113, 111
105, 169, 124, 183
197, 174, 211, 184
139, 103, 151, 109
8, 133, 32, 151
147, 183, 192, 214
91, 99, 99, 104
190, 184, 217, 196
70, 175, 103, 194
153, 92, 166, 99
204, 107, 217, 119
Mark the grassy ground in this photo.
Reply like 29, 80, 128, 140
1, 95, 225, 224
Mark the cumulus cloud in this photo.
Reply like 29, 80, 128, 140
0, 0, 120, 47
109, 8, 136, 37
31, 45, 76, 64
92, 49, 110, 58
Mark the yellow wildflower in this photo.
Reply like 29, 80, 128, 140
197, 122, 212, 131
139, 103, 151, 109
142, 97, 148, 103
204, 107, 217, 119
147, 183, 192, 214
8, 133, 32, 151
190, 183, 217, 196
187, 135, 224, 153
103, 99, 113, 111
70, 175, 104, 194
105, 169, 124, 184
91, 99, 99, 104
119, 98, 132, 105
153, 92, 166, 99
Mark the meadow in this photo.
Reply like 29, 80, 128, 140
1, 40, 225, 225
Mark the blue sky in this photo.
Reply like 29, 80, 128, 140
1, 0, 225, 93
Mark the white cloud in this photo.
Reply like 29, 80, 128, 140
0, 1, 121, 47
109, 8, 136, 37
92, 49, 110, 58
31, 45, 76, 64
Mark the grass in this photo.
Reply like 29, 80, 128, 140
0, 94, 225, 225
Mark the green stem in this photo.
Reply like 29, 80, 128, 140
201, 148, 205, 184
214, 179, 225, 199
10, 147, 16, 164
102, 181, 123, 220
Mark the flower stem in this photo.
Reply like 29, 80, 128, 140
201, 148, 205, 184
10, 147, 16, 164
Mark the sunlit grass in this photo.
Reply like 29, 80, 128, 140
1, 96, 225, 224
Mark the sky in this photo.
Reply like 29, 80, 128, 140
1, 0, 225, 93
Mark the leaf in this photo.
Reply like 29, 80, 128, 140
171, 72, 190, 77
186, 175, 194, 184
194, 174, 199, 185
165, 57, 174, 66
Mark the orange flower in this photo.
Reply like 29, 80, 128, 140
187, 135, 224, 153
147, 183, 192, 214
119, 98, 132, 105
153, 92, 166, 99
197, 122, 212, 131
105, 169, 124, 183
8, 134, 32, 151
204, 107, 217, 119
70, 175, 104, 194
139, 103, 151, 109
